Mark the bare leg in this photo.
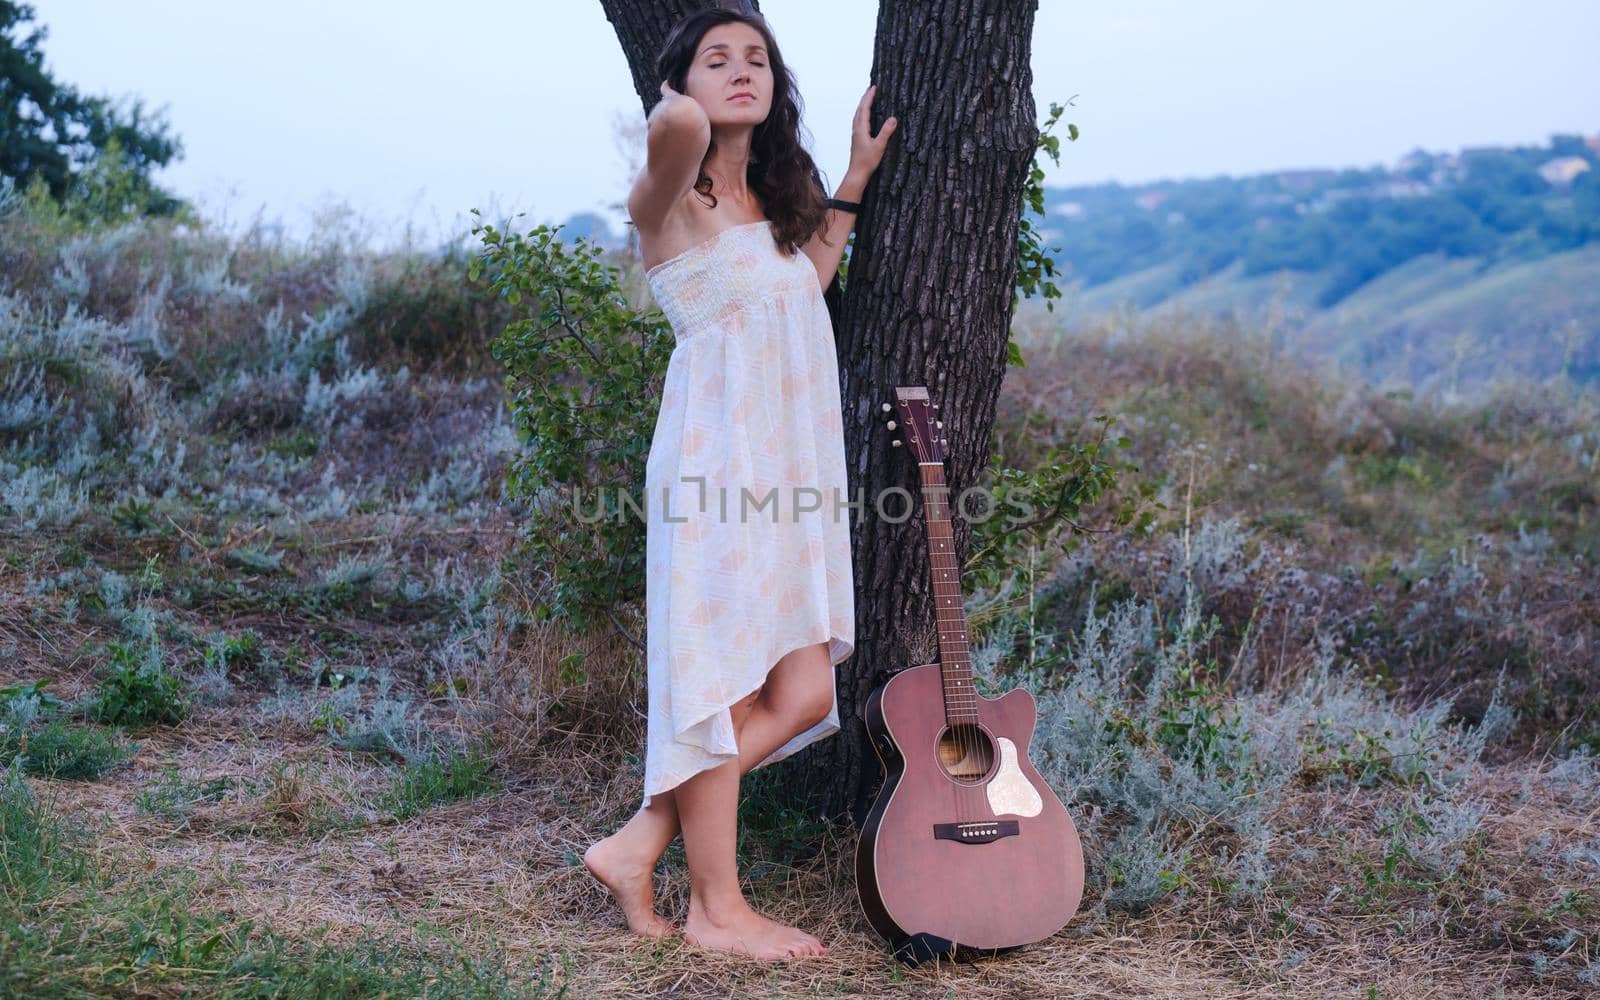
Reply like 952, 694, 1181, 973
677, 749, 825, 958
680, 641, 833, 958
583, 642, 834, 944
581, 791, 681, 937
580, 696, 755, 938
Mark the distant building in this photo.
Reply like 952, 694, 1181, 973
1306, 188, 1359, 212
1538, 156, 1592, 188
1135, 190, 1167, 210
1276, 168, 1338, 190
1053, 200, 1085, 219
1376, 178, 1431, 198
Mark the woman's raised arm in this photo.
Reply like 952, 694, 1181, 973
627, 81, 711, 233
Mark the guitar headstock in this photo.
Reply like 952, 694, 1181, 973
881, 386, 945, 464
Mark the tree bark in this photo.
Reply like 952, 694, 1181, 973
601, 0, 1040, 824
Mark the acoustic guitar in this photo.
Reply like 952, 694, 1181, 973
855, 385, 1085, 964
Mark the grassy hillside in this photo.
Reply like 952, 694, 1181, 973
1053, 244, 1600, 394
3, 189, 1599, 996
1032, 134, 1600, 390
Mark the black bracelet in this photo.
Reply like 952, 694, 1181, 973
827, 197, 861, 213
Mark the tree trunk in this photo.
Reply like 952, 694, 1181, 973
602, 0, 1040, 824
800, 0, 1040, 823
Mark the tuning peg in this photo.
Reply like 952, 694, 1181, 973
881, 402, 892, 412
936, 420, 943, 429
933, 403, 941, 410
891, 439, 902, 447
886, 420, 896, 430
941, 438, 948, 446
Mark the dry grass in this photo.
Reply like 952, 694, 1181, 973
23, 702, 1593, 999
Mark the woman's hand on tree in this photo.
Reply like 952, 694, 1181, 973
847, 83, 898, 179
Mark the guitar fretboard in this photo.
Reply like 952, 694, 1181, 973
919, 461, 977, 725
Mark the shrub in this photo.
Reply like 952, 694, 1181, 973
968, 504, 1507, 914
0, 721, 129, 781
199, 627, 271, 682
1, 681, 129, 780
346, 246, 513, 373
324, 669, 431, 762
91, 639, 188, 727
470, 216, 673, 631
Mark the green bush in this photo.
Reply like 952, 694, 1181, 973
91, 639, 188, 727
470, 214, 673, 631
135, 767, 234, 821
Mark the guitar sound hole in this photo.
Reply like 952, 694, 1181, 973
935, 725, 994, 784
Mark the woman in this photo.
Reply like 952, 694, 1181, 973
582, 7, 897, 961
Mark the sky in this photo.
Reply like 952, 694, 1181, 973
25, 1, 1600, 250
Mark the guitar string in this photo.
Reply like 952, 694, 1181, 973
926, 474, 956, 823
922, 463, 959, 822
924, 463, 978, 823
918, 411, 997, 825
925, 472, 963, 821
941, 479, 976, 815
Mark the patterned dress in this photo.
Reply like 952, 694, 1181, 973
640, 220, 855, 807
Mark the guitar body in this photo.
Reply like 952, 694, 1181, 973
856, 662, 1085, 957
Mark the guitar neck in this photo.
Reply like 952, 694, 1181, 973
919, 461, 977, 726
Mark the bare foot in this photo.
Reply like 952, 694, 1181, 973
582, 834, 675, 939
683, 896, 826, 959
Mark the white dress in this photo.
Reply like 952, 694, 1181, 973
640, 220, 856, 807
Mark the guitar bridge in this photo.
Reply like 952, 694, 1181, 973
932, 820, 1020, 845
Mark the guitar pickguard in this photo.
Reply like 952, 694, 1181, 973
985, 737, 1043, 818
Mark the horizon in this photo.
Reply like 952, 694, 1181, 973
24, 0, 1600, 250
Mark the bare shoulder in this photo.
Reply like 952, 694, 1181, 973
634, 191, 774, 273
635, 197, 755, 273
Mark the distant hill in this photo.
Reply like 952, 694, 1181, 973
1037, 132, 1600, 391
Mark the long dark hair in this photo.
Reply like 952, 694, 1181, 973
655, 8, 833, 255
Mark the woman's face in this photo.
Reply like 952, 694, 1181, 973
682, 21, 774, 129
